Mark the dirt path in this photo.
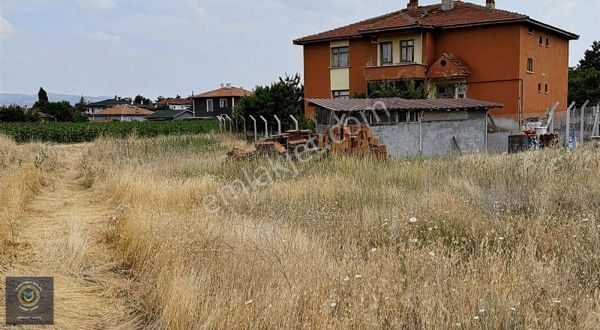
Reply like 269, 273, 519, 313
1, 144, 140, 329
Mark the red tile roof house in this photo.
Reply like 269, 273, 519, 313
294, 0, 578, 129
91, 104, 154, 122
191, 84, 252, 118
158, 98, 192, 111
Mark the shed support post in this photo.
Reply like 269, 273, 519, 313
273, 115, 282, 135
289, 115, 299, 131
260, 115, 269, 139
216, 116, 223, 133
249, 115, 258, 143
580, 100, 589, 142
241, 117, 247, 139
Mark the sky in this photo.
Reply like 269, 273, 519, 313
0, 0, 598, 99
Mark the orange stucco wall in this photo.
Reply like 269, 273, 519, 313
349, 39, 377, 96
303, 43, 331, 117
433, 25, 522, 116
519, 26, 569, 116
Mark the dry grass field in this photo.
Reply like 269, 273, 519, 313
1, 134, 600, 329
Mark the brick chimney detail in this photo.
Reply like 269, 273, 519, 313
408, 0, 418, 9
486, 0, 495, 9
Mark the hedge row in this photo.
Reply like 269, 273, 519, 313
0, 120, 219, 143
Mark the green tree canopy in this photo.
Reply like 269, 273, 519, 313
0, 105, 39, 122
134, 95, 152, 106
234, 73, 309, 129
569, 41, 600, 105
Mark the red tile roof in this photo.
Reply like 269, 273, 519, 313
95, 104, 154, 116
192, 86, 252, 99
427, 53, 470, 79
294, 1, 578, 44
160, 98, 192, 106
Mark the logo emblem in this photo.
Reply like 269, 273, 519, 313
17, 282, 42, 310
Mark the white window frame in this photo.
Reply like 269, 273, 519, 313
206, 99, 213, 112
332, 90, 350, 99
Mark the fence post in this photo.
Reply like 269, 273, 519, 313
289, 115, 299, 131
216, 115, 223, 133
565, 103, 572, 148
580, 100, 589, 142
593, 104, 600, 137
260, 115, 269, 139
273, 115, 282, 135
225, 114, 233, 133
249, 115, 258, 142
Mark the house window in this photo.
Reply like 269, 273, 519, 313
332, 90, 350, 99
527, 58, 534, 73
538, 83, 542, 93
206, 99, 213, 112
400, 40, 415, 63
539, 36, 543, 45
409, 111, 419, 123
220, 99, 228, 108
546, 37, 550, 47
380, 42, 393, 65
528, 28, 534, 35
545, 84, 549, 93
396, 111, 407, 123
331, 47, 349, 68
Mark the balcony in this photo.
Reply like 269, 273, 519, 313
364, 63, 428, 81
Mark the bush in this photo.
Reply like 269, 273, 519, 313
0, 120, 219, 143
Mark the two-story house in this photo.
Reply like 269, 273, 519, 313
294, 0, 578, 124
191, 84, 252, 118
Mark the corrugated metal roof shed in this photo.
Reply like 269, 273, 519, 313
307, 98, 503, 112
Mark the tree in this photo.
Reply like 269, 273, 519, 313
569, 41, 600, 105
33, 87, 49, 108
134, 95, 152, 106
75, 96, 88, 113
235, 73, 307, 129
0, 105, 39, 122
367, 79, 424, 99
578, 41, 600, 71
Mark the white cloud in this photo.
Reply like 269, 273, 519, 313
0, 16, 17, 41
77, 0, 117, 11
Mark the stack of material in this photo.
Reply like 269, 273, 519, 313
227, 148, 257, 160
254, 130, 314, 156
324, 124, 387, 160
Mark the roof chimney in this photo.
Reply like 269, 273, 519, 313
226, 83, 232, 89
220, 83, 225, 88
407, 0, 418, 9
486, 0, 495, 9
442, 0, 454, 11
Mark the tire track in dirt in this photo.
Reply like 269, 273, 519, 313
0, 144, 141, 329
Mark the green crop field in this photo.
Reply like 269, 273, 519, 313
0, 120, 219, 143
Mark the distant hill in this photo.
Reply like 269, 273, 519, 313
0, 93, 111, 107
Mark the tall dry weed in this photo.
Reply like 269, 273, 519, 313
84, 135, 600, 329
0, 136, 56, 265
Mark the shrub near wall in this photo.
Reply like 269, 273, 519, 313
0, 120, 219, 143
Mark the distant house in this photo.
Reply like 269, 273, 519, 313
85, 97, 132, 116
146, 110, 194, 121
191, 83, 252, 118
92, 104, 154, 122
158, 98, 192, 111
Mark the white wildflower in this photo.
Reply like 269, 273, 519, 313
245, 299, 253, 305
330, 302, 337, 308
343, 276, 350, 282
355, 274, 363, 279
371, 248, 378, 253
409, 217, 418, 223
429, 251, 436, 257
410, 238, 419, 243
498, 236, 505, 241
